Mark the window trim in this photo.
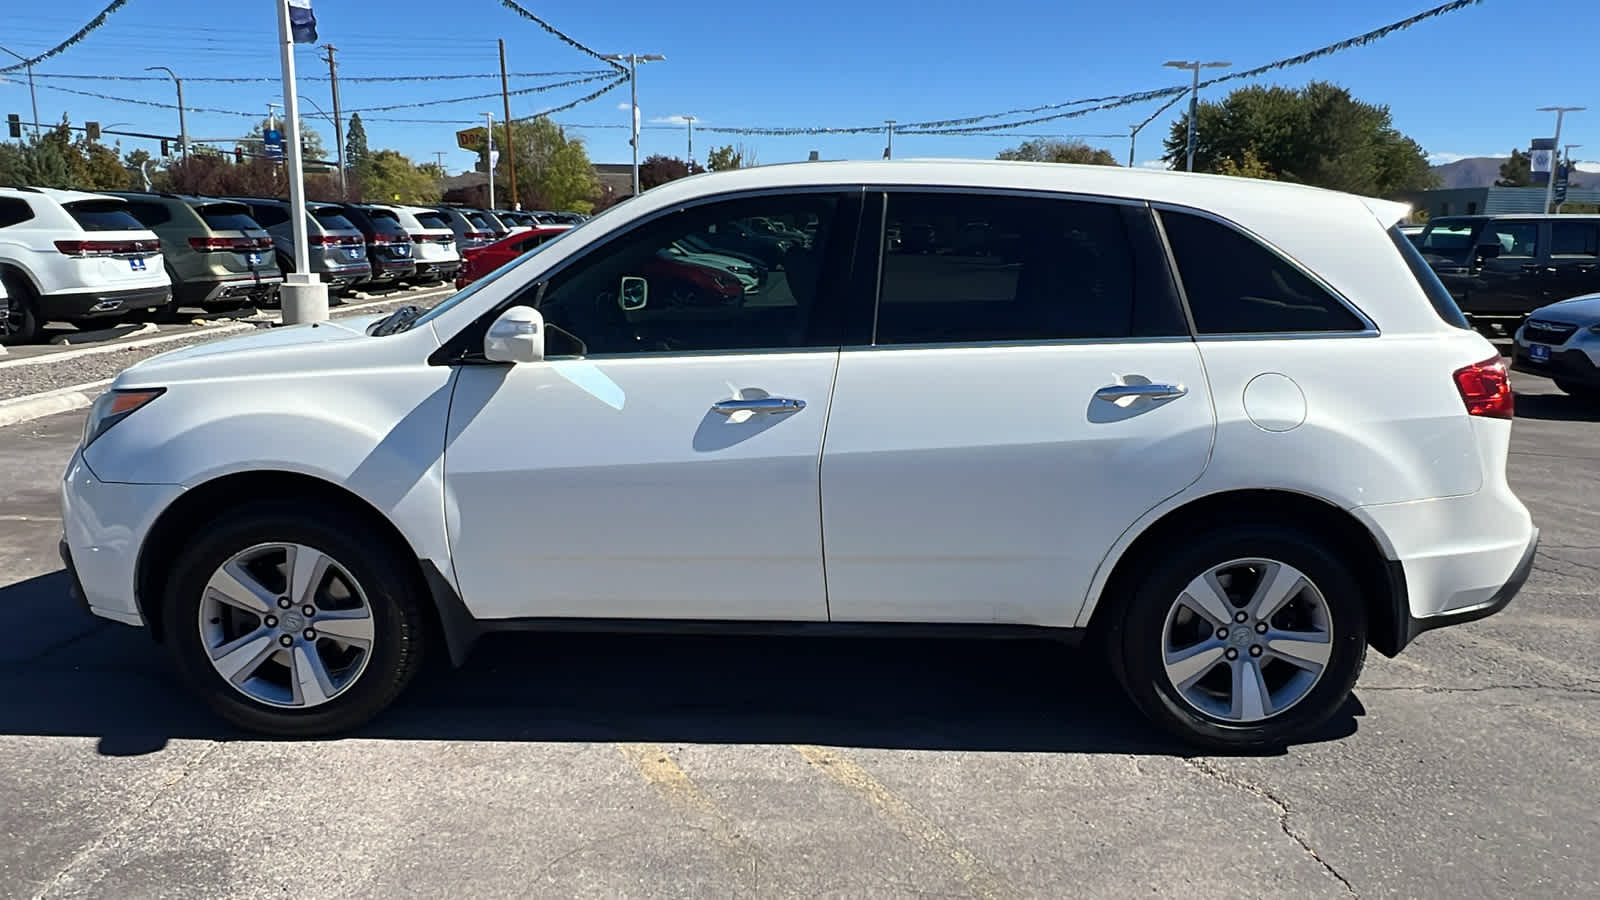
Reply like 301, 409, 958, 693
858, 186, 1180, 350
429, 184, 866, 365
1151, 202, 1379, 340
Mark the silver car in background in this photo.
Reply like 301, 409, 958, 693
1510, 292, 1600, 403
229, 198, 370, 292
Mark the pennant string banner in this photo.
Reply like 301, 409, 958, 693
344, 74, 614, 113
0, 0, 131, 74
495, 0, 627, 71
29, 70, 616, 84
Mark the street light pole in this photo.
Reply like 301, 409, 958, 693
1537, 106, 1585, 214
145, 67, 187, 158
885, 120, 896, 159
480, 111, 496, 210
0, 45, 41, 141
602, 53, 665, 196
1164, 59, 1231, 172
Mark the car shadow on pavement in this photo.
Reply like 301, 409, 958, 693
1513, 391, 1600, 423
0, 573, 1362, 758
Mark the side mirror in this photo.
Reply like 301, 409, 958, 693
619, 275, 648, 311
484, 305, 544, 364
1476, 243, 1501, 259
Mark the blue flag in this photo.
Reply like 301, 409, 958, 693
288, 0, 317, 43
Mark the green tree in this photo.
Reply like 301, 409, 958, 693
22, 119, 80, 189
0, 142, 27, 186
1213, 146, 1276, 180
638, 154, 703, 190
997, 138, 1119, 165
345, 113, 370, 169
1495, 149, 1531, 187
355, 149, 440, 204
122, 148, 165, 190
75, 136, 127, 190
237, 118, 327, 167
475, 116, 598, 212
1164, 81, 1436, 195
706, 144, 743, 171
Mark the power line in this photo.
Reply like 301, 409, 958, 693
29, 69, 615, 84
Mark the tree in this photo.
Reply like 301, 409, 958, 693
1164, 81, 1436, 195
638, 154, 704, 189
345, 113, 369, 170
355, 149, 439, 204
473, 116, 598, 212
0, 142, 26, 187
75, 136, 127, 190
997, 138, 1119, 166
1213, 146, 1276, 181
237, 117, 327, 167
706, 144, 743, 171
1495, 149, 1531, 187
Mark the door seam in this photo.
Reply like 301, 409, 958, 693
815, 349, 844, 621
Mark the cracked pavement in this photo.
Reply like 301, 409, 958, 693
1, 367, 1596, 898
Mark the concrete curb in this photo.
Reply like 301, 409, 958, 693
0, 379, 112, 430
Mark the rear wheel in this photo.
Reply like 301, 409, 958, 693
0, 269, 41, 345
1107, 526, 1368, 749
1554, 379, 1600, 404
162, 501, 429, 736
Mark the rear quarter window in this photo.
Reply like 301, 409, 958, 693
1388, 225, 1472, 330
64, 200, 146, 232
0, 198, 35, 227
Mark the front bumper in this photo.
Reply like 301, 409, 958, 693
1510, 344, 1600, 387
413, 261, 460, 280
60, 450, 182, 629
181, 275, 283, 307
38, 284, 173, 320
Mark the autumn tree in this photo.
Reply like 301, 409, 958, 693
638, 154, 704, 189
997, 139, 1119, 166
1164, 81, 1436, 195
1495, 149, 1531, 187
355, 149, 439, 204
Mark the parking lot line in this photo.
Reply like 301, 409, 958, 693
792, 744, 1012, 900
618, 743, 764, 879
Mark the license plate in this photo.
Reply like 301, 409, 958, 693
248, 252, 262, 265
1529, 343, 1550, 363
347, 249, 361, 260
129, 257, 146, 272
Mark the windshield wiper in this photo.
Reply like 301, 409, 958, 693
370, 304, 425, 336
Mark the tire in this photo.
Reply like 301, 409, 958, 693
1106, 526, 1368, 750
1554, 379, 1600, 404
0, 268, 42, 345
161, 500, 429, 737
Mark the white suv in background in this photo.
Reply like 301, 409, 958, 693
390, 205, 461, 284
0, 187, 171, 343
60, 161, 1536, 748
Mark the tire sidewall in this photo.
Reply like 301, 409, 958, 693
0, 270, 41, 345
1115, 528, 1368, 749
162, 503, 423, 736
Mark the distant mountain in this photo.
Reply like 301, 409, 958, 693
1431, 157, 1509, 189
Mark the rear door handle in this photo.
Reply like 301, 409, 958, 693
712, 397, 806, 416
1095, 383, 1188, 402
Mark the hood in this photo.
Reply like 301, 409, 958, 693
1536, 293, 1600, 322
115, 313, 391, 386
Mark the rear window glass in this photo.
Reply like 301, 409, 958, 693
64, 200, 145, 232
1388, 226, 1472, 330
312, 209, 356, 231
467, 213, 492, 229
415, 211, 450, 229
365, 209, 408, 236
197, 205, 261, 232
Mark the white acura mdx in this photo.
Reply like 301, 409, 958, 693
60, 161, 1537, 747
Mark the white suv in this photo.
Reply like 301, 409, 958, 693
60, 161, 1536, 747
390, 205, 461, 284
0, 187, 171, 343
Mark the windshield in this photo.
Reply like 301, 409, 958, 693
408, 226, 581, 329
1415, 219, 1484, 265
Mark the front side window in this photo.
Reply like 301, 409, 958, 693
1551, 221, 1599, 257
1486, 221, 1538, 258
1160, 209, 1366, 334
535, 193, 844, 356
874, 192, 1144, 344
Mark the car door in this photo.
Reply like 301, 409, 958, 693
1548, 219, 1600, 302
442, 188, 860, 622
1469, 219, 1545, 316
819, 189, 1214, 627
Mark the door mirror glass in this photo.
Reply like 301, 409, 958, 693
619, 275, 648, 311
1475, 243, 1501, 259
484, 305, 545, 363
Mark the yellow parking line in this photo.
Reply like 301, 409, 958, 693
618, 744, 763, 884
793, 745, 1012, 899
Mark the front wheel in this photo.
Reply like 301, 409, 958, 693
162, 501, 429, 736
0, 269, 41, 345
1107, 527, 1368, 749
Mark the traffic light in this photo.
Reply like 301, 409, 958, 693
86, 121, 100, 141
234, 147, 243, 164
161, 139, 170, 156
6, 114, 19, 139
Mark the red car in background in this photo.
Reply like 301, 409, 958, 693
455, 226, 572, 289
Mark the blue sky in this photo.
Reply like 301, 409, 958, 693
3, 0, 1596, 176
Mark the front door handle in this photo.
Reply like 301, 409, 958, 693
712, 397, 806, 416
1095, 383, 1188, 402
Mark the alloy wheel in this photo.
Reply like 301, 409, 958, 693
1160, 558, 1334, 723
197, 542, 377, 709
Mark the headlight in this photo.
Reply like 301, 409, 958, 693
82, 388, 164, 448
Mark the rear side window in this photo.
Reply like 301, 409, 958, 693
0, 198, 34, 227
312, 209, 357, 231
415, 211, 450, 229
63, 200, 145, 232
1160, 210, 1366, 334
1388, 226, 1471, 330
196, 204, 261, 232
1485, 221, 1538, 258
874, 192, 1166, 344
1551, 221, 1599, 257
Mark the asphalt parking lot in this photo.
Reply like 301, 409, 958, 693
0, 351, 1596, 898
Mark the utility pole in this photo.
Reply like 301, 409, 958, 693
499, 40, 518, 210
145, 67, 187, 158
1538, 107, 1585, 214
481, 111, 496, 210
1164, 59, 1231, 172
884, 120, 896, 159
602, 52, 665, 196
0, 45, 40, 141
683, 115, 696, 168
321, 44, 346, 198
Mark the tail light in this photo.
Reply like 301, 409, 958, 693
410, 232, 426, 244
189, 236, 272, 252
310, 234, 364, 246
55, 238, 161, 257
466, 231, 494, 241
1454, 356, 1514, 419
